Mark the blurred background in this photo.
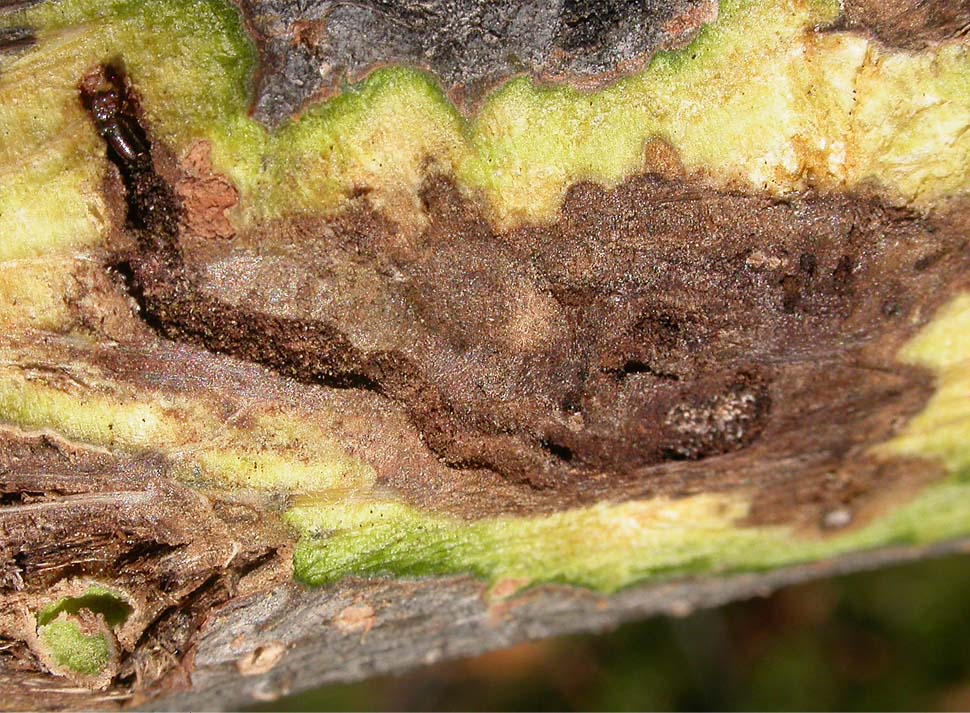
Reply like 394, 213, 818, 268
250, 554, 970, 711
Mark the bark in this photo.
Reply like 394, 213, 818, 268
2, 0, 970, 709
12, 539, 970, 712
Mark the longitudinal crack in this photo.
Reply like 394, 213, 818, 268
78, 63, 555, 486
79, 63, 970, 509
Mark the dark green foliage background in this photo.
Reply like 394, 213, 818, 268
252, 554, 970, 711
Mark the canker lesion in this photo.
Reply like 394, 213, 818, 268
80, 63, 970, 522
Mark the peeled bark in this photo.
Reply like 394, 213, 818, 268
1, 0, 970, 709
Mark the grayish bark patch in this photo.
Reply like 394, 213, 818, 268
149, 538, 970, 711
237, 0, 716, 127
0, 26, 32, 54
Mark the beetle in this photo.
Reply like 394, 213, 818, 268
79, 64, 152, 172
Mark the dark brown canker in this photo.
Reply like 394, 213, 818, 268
841, 0, 970, 49
81, 63, 970, 525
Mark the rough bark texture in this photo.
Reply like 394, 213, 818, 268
2, 0, 970, 710
7, 536, 970, 712
239, 0, 718, 126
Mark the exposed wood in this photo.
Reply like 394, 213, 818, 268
2, 0, 970, 709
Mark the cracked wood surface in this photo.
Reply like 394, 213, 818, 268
7, 538, 969, 711
2, 0, 970, 709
